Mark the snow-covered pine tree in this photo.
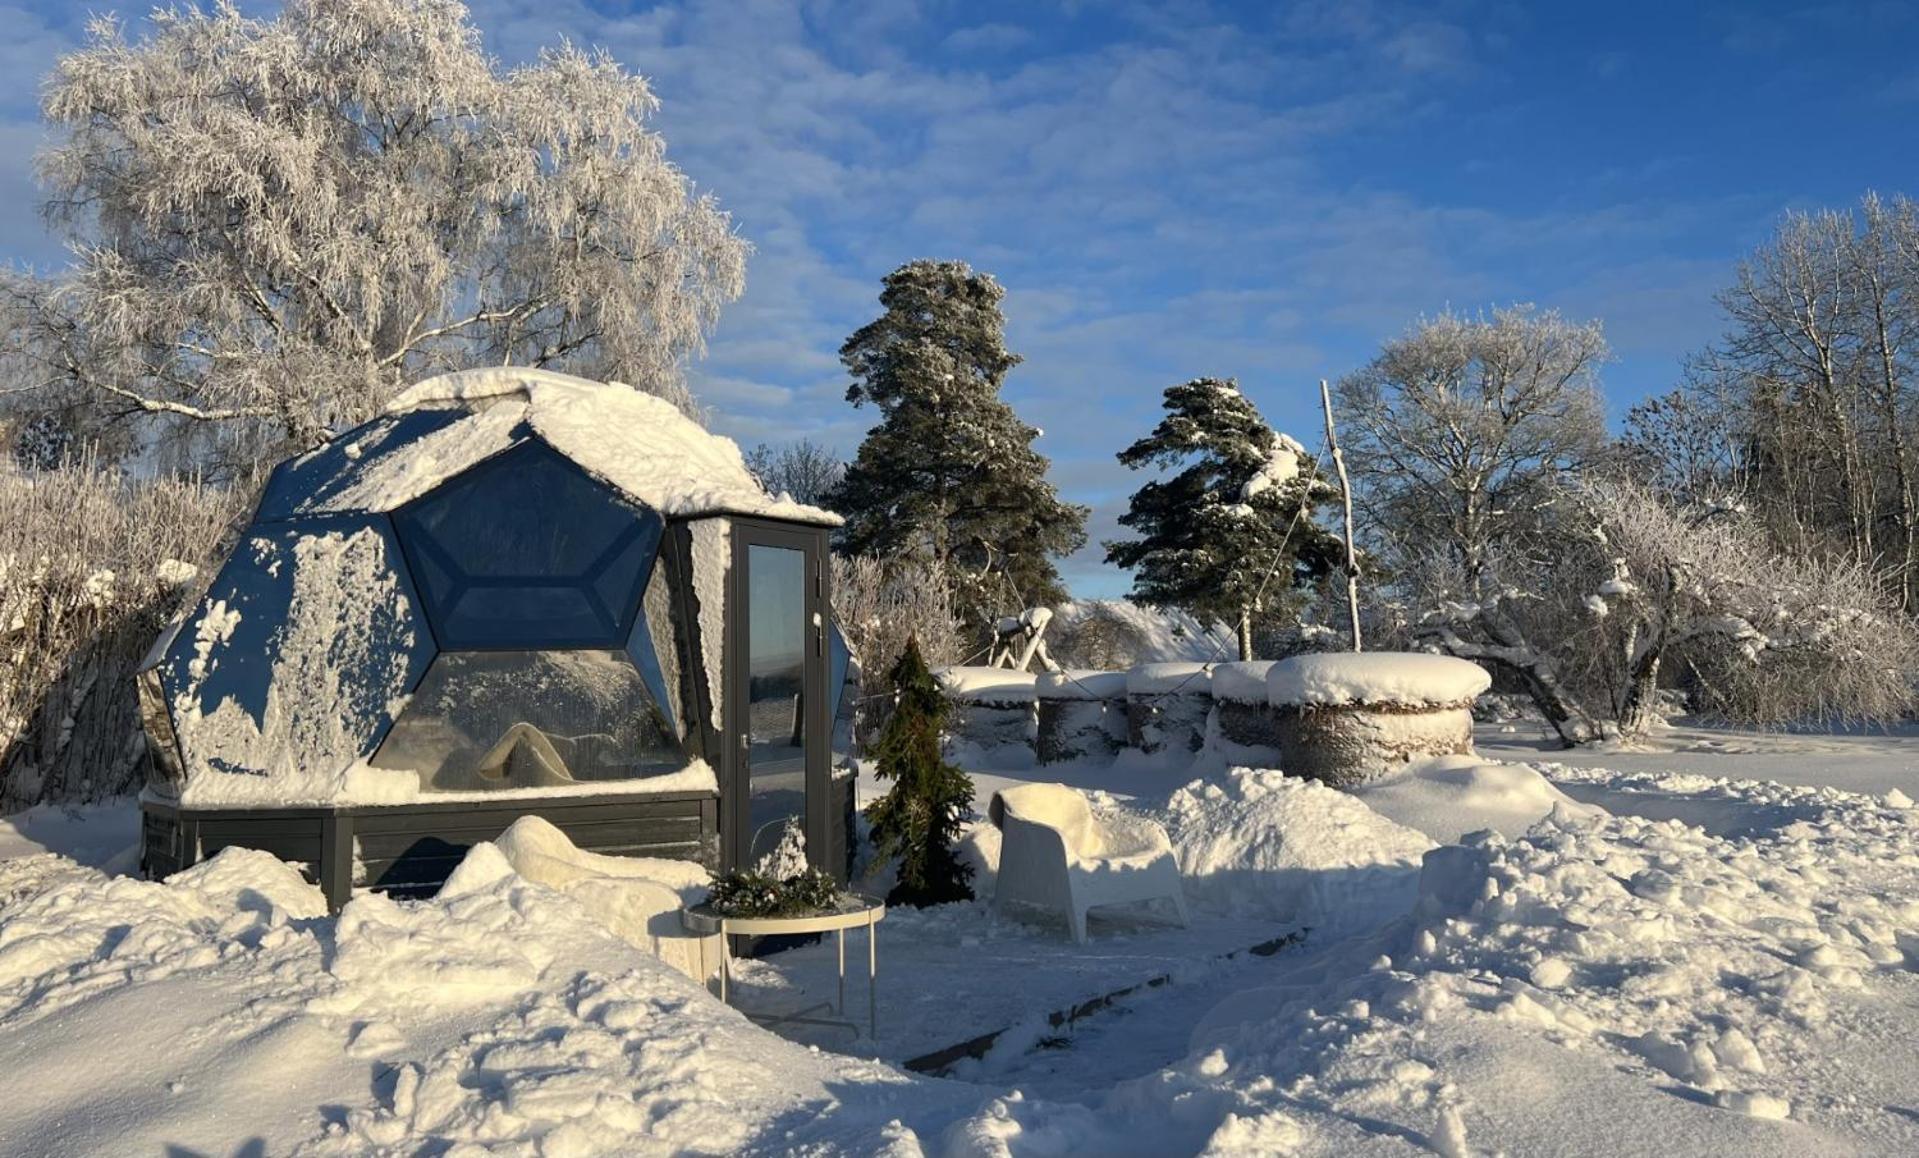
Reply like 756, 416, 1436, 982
1105, 378, 1341, 660
865, 639, 975, 907
829, 261, 1088, 640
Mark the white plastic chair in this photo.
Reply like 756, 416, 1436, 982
989, 783, 1188, 943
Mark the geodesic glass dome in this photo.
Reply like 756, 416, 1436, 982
138, 368, 839, 811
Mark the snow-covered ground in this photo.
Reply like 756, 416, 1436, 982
4, 720, 1919, 1155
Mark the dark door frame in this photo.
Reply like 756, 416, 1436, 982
723, 518, 833, 875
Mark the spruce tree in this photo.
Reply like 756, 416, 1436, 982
866, 639, 976, 907
1104, 378, 1342, 660
829, 260, 1088, 638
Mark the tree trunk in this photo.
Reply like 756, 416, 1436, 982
1422, 603, 1596, 748
1237, 604, 1254, 662
1618, 649, 1663, 738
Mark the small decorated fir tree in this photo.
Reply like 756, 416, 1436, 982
866, 638, 976, 906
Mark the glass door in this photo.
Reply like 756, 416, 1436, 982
730, 525, 829, 873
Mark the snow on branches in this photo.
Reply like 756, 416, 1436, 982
6, 0, 746, 467
1105, 377, 1341, 660
1575, 477, 1918, 733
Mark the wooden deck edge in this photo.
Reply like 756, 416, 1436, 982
899, 926, 1310, 1076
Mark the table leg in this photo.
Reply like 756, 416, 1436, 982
868, 914, 878, 1040
837, 927, 846, 1014
720, 933, 730, 1005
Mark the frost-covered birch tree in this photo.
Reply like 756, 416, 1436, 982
1105, 378, 1341, 661
1684, 195, 1919, 609
2, 0, 746, 471
1576, 477, 1917, 735
746, 439, 846, 507
1336, 307, 1609, 745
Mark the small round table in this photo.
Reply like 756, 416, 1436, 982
682, 894, 886, 1039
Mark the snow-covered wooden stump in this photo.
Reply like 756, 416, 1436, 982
935, 666, 1038, 759
1126, 662, 1214, 756
1265, 653, 1490, 787
1208, 661, 1283, 763
1035, 670, 1129, 765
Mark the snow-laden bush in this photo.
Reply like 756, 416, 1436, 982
0, 462, 239, 810
1573, 477, 1919, 733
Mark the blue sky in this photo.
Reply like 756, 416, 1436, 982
4, 1, 1919, 596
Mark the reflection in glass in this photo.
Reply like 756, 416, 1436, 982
372, 649, 683, 792
746, 544, 808, 866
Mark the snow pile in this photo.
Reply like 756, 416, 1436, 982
0, 840, 944, 1155
1268, 651, 1491, 707
1207, 660, 1276, 704
1164, 768, 1434, 933
0, 798, 139, 871
366, 367, 840, 525
938, 666, 1040, 706
1352, 754, 1608, 844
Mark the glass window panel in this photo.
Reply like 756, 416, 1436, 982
392, 441, 662, 649
589, 528, 652, 628
746, 544, 808, 867
371, 650, 684, 793
256, 408, 469, 520
403, 445, 632, 577
445, 586, 605, 647
828, 621, 851, 724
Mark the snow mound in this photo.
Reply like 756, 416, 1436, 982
937, 666, 1039, 705
1034, 669, 1128, 700
1164, 768, 1434, 933
0, 838, 942, 1155
166, 846, 331, 921
1127, 661, 1213, 696
1048, 599, 1235, 666
1268, 650, 1491, 707
1208, 660, 1276, 704
334, 367, 838, 525
484, 816, 715, 981
1352, 755, 1609, 844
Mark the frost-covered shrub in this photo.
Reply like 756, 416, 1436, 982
831, 554, 961, 745
0, 462, 240, 810
1571, 477, 1919, 733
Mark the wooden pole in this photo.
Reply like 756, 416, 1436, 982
1320, 379, 1363, 651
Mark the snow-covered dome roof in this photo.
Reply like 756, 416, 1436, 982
257, 367, 840, 527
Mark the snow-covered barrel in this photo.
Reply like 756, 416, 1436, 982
1127, 662, 1214, 756
1208, 660, 1283, 761
1035, 670, 1129, 765
1266, 653, 1490, 787
935, 667, 1038, 758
